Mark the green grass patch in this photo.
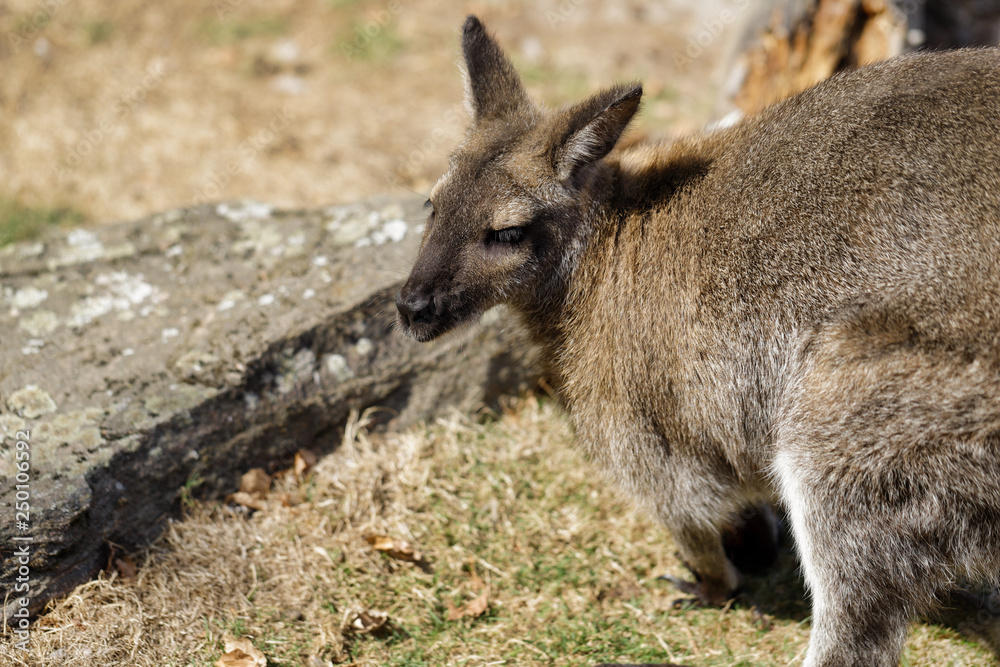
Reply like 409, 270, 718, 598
326, 0, 364, 9
336, 18, 404, 63
516, 62, 592, 107
196, 16, 288, 46
82, 19, 114, 45
0, 198, 85, 246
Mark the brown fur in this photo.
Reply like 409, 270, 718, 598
397, 16, 1000, 666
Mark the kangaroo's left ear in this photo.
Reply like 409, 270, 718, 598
553, 83, 642, 183
461, 15, 531, 123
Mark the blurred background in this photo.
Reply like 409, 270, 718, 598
1, 0, 998, 237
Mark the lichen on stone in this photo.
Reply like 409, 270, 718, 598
104, 242, 137, 260
19, 310, 59, 337
217, 201, 273, 223
354, 218, 408, 248
7, 385, 58, 418
276, 348, 317, 394
379, 203, 404, 220
49, 228, 105, 269
144, 384, 218, 416
216, 289, 247, 312
353, 338, 374, 356
0, 414, 27, 439
70, 295, 114, 328
69, 272, 161, 328
323, 353, 354, 382
232, 219, 284, 257
174, 350, 221, 381
20, 338, 49, 356
11, 286, 49, 309
35, 408, 105, 452
329, 216, 372, 246
322, 203, 365, 232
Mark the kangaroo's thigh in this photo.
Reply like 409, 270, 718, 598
776, 441, 924, 667
776, 316, 1000, 665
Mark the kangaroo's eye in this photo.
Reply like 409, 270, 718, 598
486, 226, 525, 245
423, 200, 436, 230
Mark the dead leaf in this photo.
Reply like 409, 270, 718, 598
294, 449, 318, 478
365, 534, 422, 563
342, 608, 389, 635
466, 559, 485, 591
231, 468, 272, 510
446, 587, 489, 621
230, 491, 267, 511
240, 468, 272, 496
278, 491, 303, 507
216, 634, 266, 667
113, 555, 138, 580
215, 649, 259, 667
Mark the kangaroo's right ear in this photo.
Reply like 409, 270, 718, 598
461, 15, 530, 123
553, 83, 642, 183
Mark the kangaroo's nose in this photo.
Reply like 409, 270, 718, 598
396, 290, 437, 328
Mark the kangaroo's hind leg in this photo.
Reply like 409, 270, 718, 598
775, 314, 1000, 666
776, 444, 925, 667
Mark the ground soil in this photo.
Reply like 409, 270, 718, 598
0, 0, 726, 225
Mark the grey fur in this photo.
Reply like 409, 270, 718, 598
397, 15, 1000, 666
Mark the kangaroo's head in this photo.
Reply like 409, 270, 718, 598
396, 16, 641, 341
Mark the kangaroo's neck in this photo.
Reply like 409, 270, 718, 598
516, 140, 715, 393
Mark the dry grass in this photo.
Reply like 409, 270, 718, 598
1, 397, 994, 666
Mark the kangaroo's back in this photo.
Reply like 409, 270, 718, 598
617, 47, 1000, 343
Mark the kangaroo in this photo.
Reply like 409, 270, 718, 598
396, 16, 1000, 667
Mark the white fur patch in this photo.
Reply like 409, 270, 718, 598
459, 62, 476, 120
773, 449, 825, 611
559, 125, 605, 180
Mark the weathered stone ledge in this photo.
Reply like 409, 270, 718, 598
0, 197, 537, 620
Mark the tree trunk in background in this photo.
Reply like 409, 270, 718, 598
733, 0, 906, 115
722, 0, 1000, 116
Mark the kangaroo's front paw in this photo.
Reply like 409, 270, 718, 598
660, 571, 738, 607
